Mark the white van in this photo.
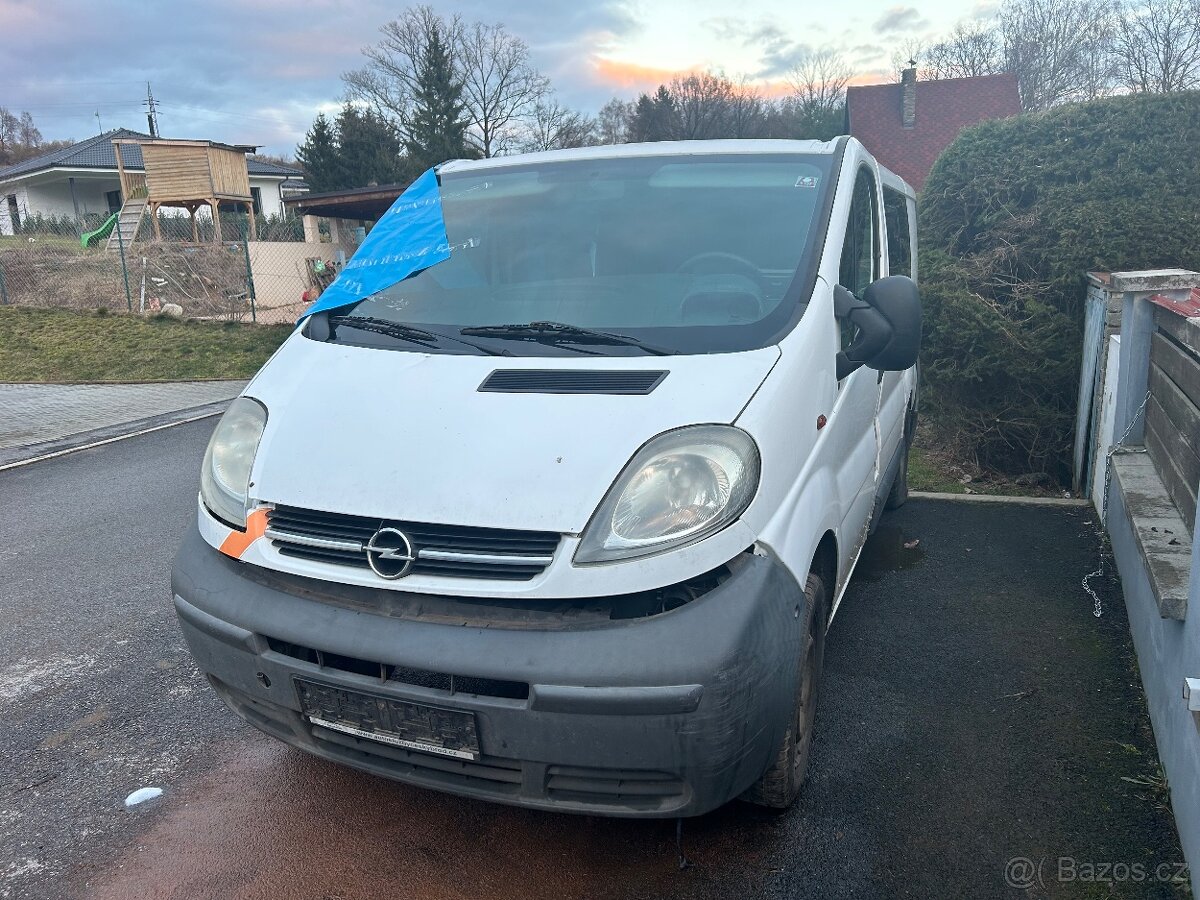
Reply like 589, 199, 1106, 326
173, 137, 920, 816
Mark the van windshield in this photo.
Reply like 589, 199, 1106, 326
332, 152, 833, 356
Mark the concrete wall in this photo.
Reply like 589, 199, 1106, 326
246, 240, 356, 320
1091, 334, 1121, 511
1103, 269, 1200, 895
1107, 473, 1200, 894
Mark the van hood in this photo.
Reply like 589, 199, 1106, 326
246, 336, 779, 534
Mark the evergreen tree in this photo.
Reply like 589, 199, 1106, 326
335, 104, 409, 187
628, 86, 679, 142
403, 24, 471, 170
295, 113, 342, 193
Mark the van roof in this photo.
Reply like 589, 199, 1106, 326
439, 139, 842, 174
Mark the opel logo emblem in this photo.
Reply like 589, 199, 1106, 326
365, 527, 416, 579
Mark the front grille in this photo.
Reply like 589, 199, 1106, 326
264, 636, 530, 700
211, 675, 690, 813
312, 727, 687, 812
265, 505, 560, 581
312, 726, 526, 795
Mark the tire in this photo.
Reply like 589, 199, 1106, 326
884, 439, 910, 510
743, 572, 828, 810
884, 406, 917, 511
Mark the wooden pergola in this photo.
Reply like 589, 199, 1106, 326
113, 138, 258, 242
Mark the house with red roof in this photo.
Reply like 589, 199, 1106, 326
846, 69, 1022, 191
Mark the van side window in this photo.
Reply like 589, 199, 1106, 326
839, 167, 879, 298
883, 187, 912, 278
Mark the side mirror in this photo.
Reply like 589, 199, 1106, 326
863, 275, 922, 372
834, 284, 892, 380
834, 277, 922, 380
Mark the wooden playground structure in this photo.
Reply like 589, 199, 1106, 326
112, 138, 258, 244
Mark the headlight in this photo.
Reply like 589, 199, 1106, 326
575, 425, 760, 564
200, 397, 267, 529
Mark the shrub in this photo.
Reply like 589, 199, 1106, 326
919, 90, 1200, 480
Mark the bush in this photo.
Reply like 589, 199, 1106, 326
919, 90, 1200, 480
13, 211, 79, 237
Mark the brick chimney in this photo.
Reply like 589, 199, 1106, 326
901, 66, 917, 128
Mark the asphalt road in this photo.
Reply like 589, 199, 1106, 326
0, 421, 1187, 899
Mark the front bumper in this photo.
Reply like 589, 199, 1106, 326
172, 523, 807, 818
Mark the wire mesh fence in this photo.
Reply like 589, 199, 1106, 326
0, 209, 354, 325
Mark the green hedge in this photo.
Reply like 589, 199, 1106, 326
919, 90, 1200, 480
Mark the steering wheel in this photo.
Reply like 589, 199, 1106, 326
676, 251, 766, 290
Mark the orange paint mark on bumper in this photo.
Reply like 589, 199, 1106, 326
218, 508, 268, 559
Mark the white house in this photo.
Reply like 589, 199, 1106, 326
0, 128, 306, 235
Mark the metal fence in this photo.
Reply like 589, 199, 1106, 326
0, 210, 352, 326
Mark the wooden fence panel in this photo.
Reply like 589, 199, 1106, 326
1146, 313, 1200, 528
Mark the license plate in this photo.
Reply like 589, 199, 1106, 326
295, 679, 480, 761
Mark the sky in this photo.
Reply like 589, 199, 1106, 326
0, 0, 993, 158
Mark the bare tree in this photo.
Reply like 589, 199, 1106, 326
596, 98, 633, 144
456, 20, 551, 157
924, 21, 1005, 78
669, 72, 737, 139
1113, 0, 1200, 92
890, 39, 927, 81
520, 101, 597, 152
0, 108, 20, 160
0, 108, 50, 166
344, 6, 461, 126
726, 79, 767, 138
16, 112, 41, 149
999, 0, 1117, 109
344, 6, 550, 157
787, 50, 852, 117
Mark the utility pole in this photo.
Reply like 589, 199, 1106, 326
95, 111, 103, 133
144, 82, 160, 138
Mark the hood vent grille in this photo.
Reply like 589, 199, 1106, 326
479, 370, 667, 395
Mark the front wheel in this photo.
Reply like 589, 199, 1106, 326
743, 572, 828, 809
885, 405, 917, 510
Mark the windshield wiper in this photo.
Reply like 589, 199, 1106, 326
459, 321, 671, 356
329, 315, 509, 356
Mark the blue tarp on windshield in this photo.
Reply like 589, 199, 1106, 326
298, 168, 451, 321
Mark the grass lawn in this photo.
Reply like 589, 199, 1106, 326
908, 446, 967, 494
0, 306, 291, 382
0, 234, 88, 251
908, 444, 1066, 497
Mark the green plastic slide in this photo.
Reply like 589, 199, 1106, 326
81, 212, 118, 249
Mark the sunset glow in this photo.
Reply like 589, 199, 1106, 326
0, 0, 978, 154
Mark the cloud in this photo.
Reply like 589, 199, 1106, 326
970, 0, 1002, 18
741, 24, 813, 78
696, 18, 812, 78
702, 17, 747, 42
589, 58, 699, 92
0, 0, 640, 155
874, 7, 929, 33
849, 43, 887, 66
